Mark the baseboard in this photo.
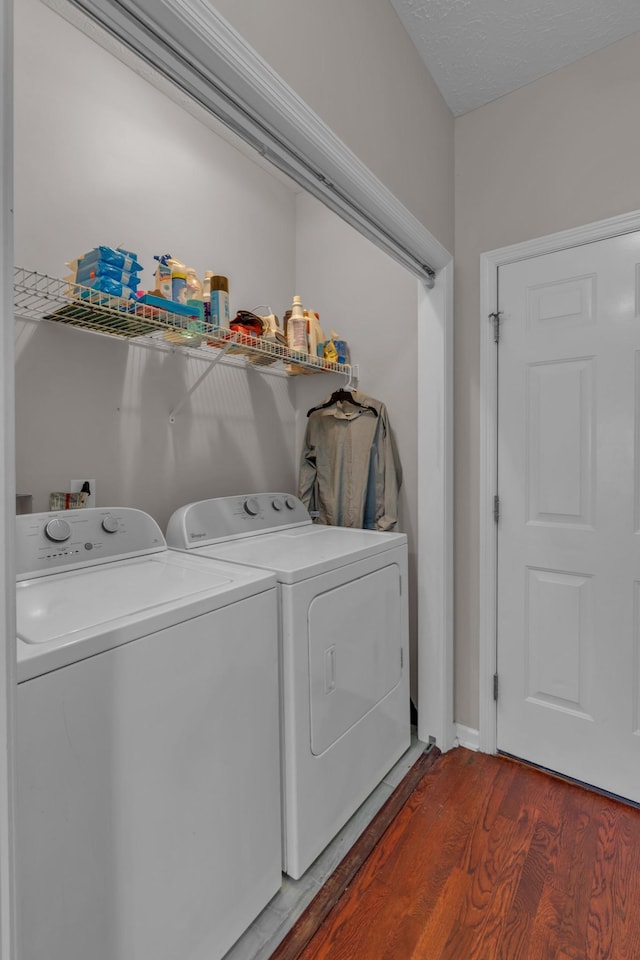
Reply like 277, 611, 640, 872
455, 724, 480, 751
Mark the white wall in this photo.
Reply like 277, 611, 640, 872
293, 193, 419, 696
210, 0, 454, 255
14, 0, 299, 528
14, 0, 421, 561
454, 31, 640, 728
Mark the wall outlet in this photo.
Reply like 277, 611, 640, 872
70, 479, 96, 509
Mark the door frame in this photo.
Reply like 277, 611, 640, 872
479, 207, 640, 754
0, 0, 16, 957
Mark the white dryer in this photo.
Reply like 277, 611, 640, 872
15, 507, 281, 960
166, 493, 410, 879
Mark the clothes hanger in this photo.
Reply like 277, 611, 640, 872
306, 387, 378, 418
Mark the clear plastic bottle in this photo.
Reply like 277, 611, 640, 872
185, 268, 203, 301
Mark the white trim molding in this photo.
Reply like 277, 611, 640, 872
0, 0, 16, 955
455, 724, 480, 752
418, 263, 455, 751
479, 208, 640, 756
479, 249, 499, 755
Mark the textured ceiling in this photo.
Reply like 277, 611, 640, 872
390, 0, 640, 116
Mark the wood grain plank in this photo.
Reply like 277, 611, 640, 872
274, 750, 640, 960
268, 747, 441, 960
486, 763, 566, 959
362, 747, 504, 908
610, 803, 640, 960
435, 779, 544, 958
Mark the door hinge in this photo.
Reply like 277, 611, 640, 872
400, 647, 404, 670
493, 494, 500, 523
493, 673, 499, 701
489, 311, 502, 343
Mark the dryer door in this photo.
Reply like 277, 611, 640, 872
308, 563, 402, 755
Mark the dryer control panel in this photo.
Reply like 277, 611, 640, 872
166, 493, 311, 549
16, 508, 166, 580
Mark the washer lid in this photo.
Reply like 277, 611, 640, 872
189, 525, 407, 583
17, 550, 275, 681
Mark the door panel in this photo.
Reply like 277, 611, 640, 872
527, 358, 595, 526
525, 566, 594, 718
308, 564, 402, 756
497, 231, 640, 802
527, 274, 595, 332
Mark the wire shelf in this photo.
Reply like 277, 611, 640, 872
13, 267, 353, 378
14, 267, 169, 338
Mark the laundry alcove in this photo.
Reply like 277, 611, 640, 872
12, 0, 452, 765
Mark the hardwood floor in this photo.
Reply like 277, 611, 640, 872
274, 748, 640, 960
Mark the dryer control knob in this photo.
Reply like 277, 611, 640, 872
243, 497, 260, 516
102, 515, 120, 533
272, 497, 284, 511
44, 517, 71, 542
284, 497, 297, 510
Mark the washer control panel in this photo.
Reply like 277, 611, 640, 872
44, 517, 71, 543
242, 494, 298, 517
16, 508, 165, 580
166, 493, 311, 549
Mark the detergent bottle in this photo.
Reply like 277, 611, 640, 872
287, 295, 308, 354
153, 254, 172, 299
306, 310, 324, 358
168, 257, 188, 304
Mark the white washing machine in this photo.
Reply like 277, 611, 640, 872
15, 507, 281, 960
166, 493, 410, 879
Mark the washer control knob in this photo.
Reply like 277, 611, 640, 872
44, 517, 71, 542
284, 497, 297, 510
272, 497, 284, 511
102, 515, 119, 534
243, 497, 260, 516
